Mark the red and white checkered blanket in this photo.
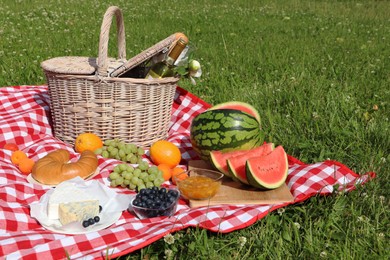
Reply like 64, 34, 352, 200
0, 85, 375, 259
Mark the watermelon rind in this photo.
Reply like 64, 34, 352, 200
246, 146, 288, 190
190, 109, 264, 161
210, 101, 261, 124
227, 143, 274, 185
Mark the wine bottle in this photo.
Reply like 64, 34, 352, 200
145, 37, 188, 79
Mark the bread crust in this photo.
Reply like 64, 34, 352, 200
31, 149, 98, 185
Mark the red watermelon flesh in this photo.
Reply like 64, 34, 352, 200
210, 101, 261, 123
227, 143, 274, 184
210, 149, 248, 177
246, 145, 288, 190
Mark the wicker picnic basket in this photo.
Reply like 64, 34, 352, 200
41, 6, 181, 147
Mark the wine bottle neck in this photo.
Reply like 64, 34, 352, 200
166, 38, 187, 65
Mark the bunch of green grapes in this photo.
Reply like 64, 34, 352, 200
95, 139, 145, 164
109, 161, 165, 191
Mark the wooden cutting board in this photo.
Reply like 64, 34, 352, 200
188, 160, 294, 208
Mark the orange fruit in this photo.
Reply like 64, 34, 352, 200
75, 133, 103, 153
157, 164, 173, 181
149, 140, 181, 168
11, 150, 28, 165
18, 157, 35, 175
4, 143, 19, 152
171, 166, 188, 185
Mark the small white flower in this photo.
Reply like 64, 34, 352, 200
320, 251, 327, 258
238, 236, 247, 248
379, 196, 385, 203
164, 234, 175, 245
293, 222, 301, 230
377, 233, 385, 239
277, 208, 285, 215
164, 249, 173, 259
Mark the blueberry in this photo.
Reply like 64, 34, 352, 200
82, 220, 90, 228
99, 205, 103, 213
88, 218, 95, 225
160, 187, 167, 194
94, 216, 100, 223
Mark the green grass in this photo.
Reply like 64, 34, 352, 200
1, 0, 389, 259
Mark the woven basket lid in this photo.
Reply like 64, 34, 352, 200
41, 56, 98, 75
109, 33, 179, 77
41, 56, 127, 75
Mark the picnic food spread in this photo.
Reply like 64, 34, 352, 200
0, 5, 376, 260
0, 85, 375, 260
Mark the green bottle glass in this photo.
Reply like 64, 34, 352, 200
145, 38, 187, 79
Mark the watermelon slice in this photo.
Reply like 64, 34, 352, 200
210, 143, 273, 178
227, 143, 274, 184
246, 145, 288, 190
210, 149, 248, 177
209, 101, 261, 123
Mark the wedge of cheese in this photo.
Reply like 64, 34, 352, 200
59, 200, 99, 225
48, 182, 98, 220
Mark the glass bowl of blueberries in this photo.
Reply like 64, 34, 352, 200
129, 187, 180, 219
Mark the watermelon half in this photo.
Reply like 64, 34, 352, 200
246, 145, 288, 190
190, 109, 264, 161
210, 101, 261, 123
227, 143, 274, 184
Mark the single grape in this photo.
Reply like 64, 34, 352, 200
137, 147, 145, 156
138, 184, 146, 191
109, 172, 120, 180
116, 176, 124, 185
129, 183, 137, 190
133, 168, 141, 177
119, 163, 127, 172
113, 165, 122, 173
139, 171, 148, 180
126, 165, 135, 172
137, 157, 144, 164
148, 166, 159, 175
129, 155, 138, 164
125, 154, 133, 162
110, 148, 118, 157
118, 149, 126, 158
102, 150, 109, 158
118, 142, 125, 150
110, 180, 118, 187
138, 161, 149, 171
94, 148, 103, 155
129, 144, 137, 153
153, 179, 162, 187
131, 176, 140, 185
123, 172, 133, 180
104, 139, 114, 146
124, 144, 132, 154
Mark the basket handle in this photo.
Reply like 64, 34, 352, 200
97, 6, 126, 76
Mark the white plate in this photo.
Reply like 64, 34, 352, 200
39, 211, 122, 235
27, 167, 100, 188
